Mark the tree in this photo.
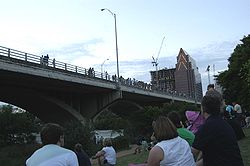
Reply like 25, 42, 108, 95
63, 120, 98, 156
217, 34, 250, 111
0, 105, 39, 147
94, 111, 130, 130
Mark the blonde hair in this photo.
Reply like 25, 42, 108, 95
103, 138, 112, 146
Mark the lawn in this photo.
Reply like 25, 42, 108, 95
238, 128, 250, 166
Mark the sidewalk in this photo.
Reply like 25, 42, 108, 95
91, 144, 138, 165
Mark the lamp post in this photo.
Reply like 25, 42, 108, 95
101, 8, 120, 84
101, 58, 109, 77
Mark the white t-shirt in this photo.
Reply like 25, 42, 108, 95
234, 104, 242, 114
102, 146, 116, 165
26, 144, 79, 166
155, 136, 195, 166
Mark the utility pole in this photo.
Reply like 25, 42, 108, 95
206, 65, 211, 85
101, 8, 120, 87
213, 64, 216, 85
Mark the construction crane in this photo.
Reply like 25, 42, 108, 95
152, 36, 166, 87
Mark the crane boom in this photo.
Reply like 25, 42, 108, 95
152, 36, 166, 69
151, 36, 166, 88
156, 36, 165, 61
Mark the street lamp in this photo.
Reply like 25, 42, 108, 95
101, 58, 109, 76
101, 8, 120, 84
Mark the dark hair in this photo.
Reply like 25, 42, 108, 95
207, 84, 214, 90
202, 95, 221, 115
153, 116, 178, 142
74, 143, 83, 152
167, 111, 182, 128
40, 123, 64, 145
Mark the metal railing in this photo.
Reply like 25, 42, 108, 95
0, 45, 197, 102
0, 46, 106, 79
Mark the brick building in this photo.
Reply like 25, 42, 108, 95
150, 48, 203, 101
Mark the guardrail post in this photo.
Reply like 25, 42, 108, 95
65, 63, 67, 70
52, 58, 55, 68
25, 53, 27, 61
75, 66, 77, 73
8, 49, 10, 57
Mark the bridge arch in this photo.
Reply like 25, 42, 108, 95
93, 99, 144, 122
0, 85, 86, 125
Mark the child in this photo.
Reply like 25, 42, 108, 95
185, 111, 205, 134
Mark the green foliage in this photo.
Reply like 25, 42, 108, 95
124, 102, 198, 139
0, 105, 39, 147
112, 136, 130, 151
63, 120, 98, 156
0, 143, 41, 166
94, 111, 130, 130
217, 35, 250, 111
162, 102, 199, 122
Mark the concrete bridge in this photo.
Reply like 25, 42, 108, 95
0, 46, 199, 125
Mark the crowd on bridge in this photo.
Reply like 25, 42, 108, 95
37, 54, 193, 101
25, 83, 249, 166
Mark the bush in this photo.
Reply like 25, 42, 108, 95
112, 136, 130, 151
63, 120, 99, 156
0, 143, 41, 166
0, 106, 39, 147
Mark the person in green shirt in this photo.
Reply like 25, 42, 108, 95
168, 111, 195, 146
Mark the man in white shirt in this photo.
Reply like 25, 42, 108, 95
233, 102, 245, 126
233, 102, 242, 114
26, 123, 79, 166
93, 138, 116, 166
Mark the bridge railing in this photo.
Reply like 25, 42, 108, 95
0, 45, 106, 79
0, 45, 198, 102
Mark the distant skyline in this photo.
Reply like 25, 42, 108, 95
1, 0, 250, 95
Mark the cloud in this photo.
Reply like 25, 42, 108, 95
40, 39, 103, 67
190, 41, 239, 70
189, 41, 239, 94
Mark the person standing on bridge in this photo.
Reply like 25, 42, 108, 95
26, 123, 79, 166
43, 54, 49, 66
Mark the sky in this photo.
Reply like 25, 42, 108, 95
1, 0, 250, 95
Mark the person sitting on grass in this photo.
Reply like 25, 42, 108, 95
147, 116, 195, 166
74, 143, 92, 166
93, 138, 116, 166
168, 111, 195, 146
192, 93, 244, 166
26, 123, 79, 166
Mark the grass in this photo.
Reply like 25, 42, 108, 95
0, 129, 249, 166
116, 152, 149, 166
92, 151, 149, 166
238, 128, 250, 166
